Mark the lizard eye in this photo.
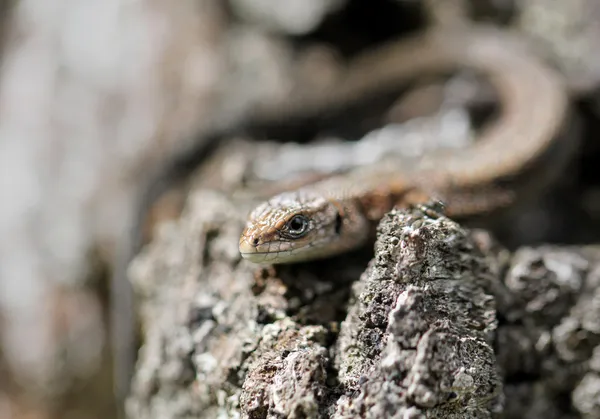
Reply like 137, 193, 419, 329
286, 215, 309, 237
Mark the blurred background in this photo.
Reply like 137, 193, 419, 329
1, 0, 600, 418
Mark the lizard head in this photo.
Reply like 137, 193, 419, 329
239, 190, 368, 264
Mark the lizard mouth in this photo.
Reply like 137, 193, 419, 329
239, 238, 315, 264
239, 249, 293, 264
239, 239, 287, 263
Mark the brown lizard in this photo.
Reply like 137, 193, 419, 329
238, 25, 574, 264
113, 23, 574, 410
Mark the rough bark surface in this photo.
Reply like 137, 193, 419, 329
126, 177, 600, 418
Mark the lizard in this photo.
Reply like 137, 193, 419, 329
238, 24, 575, 264
112, 23, 574, 411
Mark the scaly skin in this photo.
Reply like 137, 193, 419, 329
239, 25, 573, 264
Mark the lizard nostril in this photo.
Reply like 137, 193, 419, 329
252, 237, 259, 246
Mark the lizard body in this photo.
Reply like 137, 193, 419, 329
239, 25, 574, 263
114, 23, 574, 407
